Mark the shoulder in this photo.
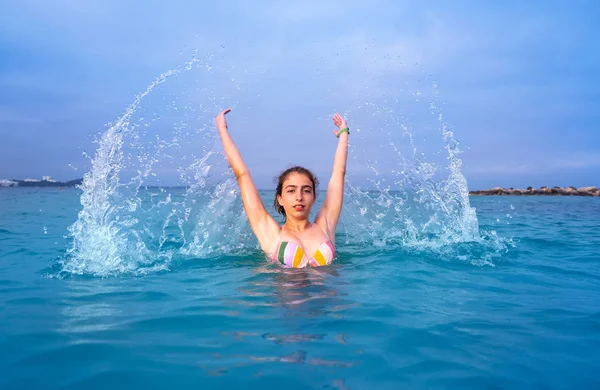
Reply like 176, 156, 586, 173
256, 217, 283, 255
314, 215, 335, 242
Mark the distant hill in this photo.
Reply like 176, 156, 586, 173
8, 178, 83, 187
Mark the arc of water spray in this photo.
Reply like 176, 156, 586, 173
65, 58, 202, 275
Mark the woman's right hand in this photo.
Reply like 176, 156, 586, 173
216, 108, 231, 130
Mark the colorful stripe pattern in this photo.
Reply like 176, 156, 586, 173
310, 240, 335, 267
276, 241, 307, 268
274, 240, 335, 268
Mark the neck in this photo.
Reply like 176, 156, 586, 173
284, 218, 311, 233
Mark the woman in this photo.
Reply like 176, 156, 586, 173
215, 108, 349, 268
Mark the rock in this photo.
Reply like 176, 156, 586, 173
469, 186, 600, 196
563, 187, 578, 195
578, 186, 597, 192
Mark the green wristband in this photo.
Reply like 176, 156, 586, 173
337, 127, 350, 138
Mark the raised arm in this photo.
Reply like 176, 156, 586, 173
316, 113, 349, 239
215, 109, 280, 252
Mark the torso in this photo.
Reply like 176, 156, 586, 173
271, 222, 336, 268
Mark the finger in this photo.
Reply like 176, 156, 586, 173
223, 108, 231, 115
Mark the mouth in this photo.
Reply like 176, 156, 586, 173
293, 204, 305, 211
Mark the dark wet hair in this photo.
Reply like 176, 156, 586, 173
273, 166, 319, 217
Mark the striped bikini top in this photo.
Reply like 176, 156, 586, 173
272, 224, 336, 268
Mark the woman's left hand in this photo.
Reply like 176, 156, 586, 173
332, 113, 348, 137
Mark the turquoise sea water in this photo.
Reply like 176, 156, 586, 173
1, 187, 599, 389
2, 56, 600, 389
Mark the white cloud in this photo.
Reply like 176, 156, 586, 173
0, 107, 46, 126
464, 152, 600, 176
261, 0, 353, 23
464, 164, 536, 175
552, 153, 600, 170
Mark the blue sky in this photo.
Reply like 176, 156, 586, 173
1, 0, 598, 190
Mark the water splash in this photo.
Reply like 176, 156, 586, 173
61, 57, 221, 276
337, 79, 507, 264
61, 54, 507, 277
63, 63, 191, 276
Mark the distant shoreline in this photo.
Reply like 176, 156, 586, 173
0, 178, 82, 187
1, 180, 598, 197
469, 186, 599, 196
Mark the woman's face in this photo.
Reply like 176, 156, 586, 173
277, 172, 315, 219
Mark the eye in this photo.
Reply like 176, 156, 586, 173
287, 189, 294, 193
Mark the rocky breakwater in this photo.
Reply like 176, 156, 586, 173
469, 186, 600, 196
